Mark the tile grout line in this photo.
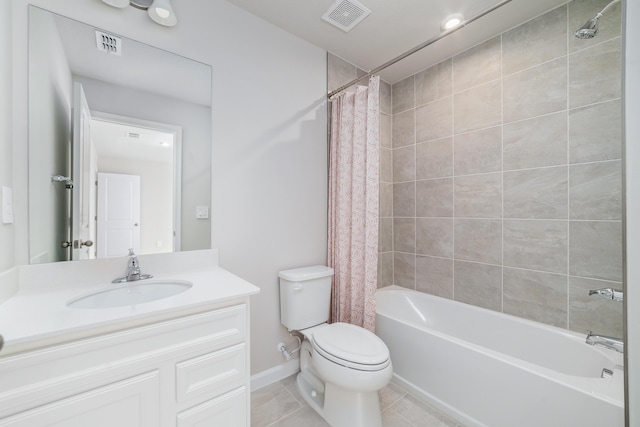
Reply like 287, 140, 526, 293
412, 74, 417, 291
500, 32, 505, 314
566, 6, 571, 330
451, 55, 456, 301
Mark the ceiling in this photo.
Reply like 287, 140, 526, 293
51, 10, 212, 107
226, 0, 569, 83
91, 119, 174, 163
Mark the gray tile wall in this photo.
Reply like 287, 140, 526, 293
386, 0, 623, 337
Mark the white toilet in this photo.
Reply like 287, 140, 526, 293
279, 265, 392, 427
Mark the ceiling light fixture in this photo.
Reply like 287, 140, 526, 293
441, 13, 464, 32
102, 0, 177, 27
148, 0, 178, 27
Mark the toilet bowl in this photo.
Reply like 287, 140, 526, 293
278, 266, 392, 427
296, 323, 392, 427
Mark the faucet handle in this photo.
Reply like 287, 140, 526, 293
588, 288, 623, 302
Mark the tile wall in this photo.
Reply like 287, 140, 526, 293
387, 0, 623, 336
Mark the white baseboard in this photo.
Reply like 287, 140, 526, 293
250, 358, 300, 392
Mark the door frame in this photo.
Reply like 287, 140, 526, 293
91, 111, 183, 252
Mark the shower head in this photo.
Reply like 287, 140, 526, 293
574, 0, 620, 39
574, 13, 602, 39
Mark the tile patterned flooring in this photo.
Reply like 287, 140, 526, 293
251, 375, 465, 427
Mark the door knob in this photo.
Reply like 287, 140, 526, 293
73, 240, 94, 248
61, 240, 72, 248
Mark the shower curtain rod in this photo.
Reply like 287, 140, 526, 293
327, 0, 514, 98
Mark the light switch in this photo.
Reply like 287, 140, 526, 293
196, 206, 209, 219
2, 187, 13, 224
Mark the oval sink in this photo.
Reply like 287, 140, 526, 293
67, 280, 193, 309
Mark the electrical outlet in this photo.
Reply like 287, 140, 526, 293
196, 206, 209, 219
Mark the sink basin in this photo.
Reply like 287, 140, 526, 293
67, 280, 193, 309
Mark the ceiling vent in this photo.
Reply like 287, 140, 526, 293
95, 30, 122, 56
322, 0, 371, 32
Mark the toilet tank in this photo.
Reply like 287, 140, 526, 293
279, 265, 334, 331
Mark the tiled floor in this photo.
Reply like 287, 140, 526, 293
251, 375, 465, 427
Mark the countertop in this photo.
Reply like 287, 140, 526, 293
0, 266, 260, 357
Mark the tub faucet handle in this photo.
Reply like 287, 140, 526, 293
588, 288, 623, 302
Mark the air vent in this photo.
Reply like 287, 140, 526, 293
95, 30, 122, 56
322, 0, 371, 32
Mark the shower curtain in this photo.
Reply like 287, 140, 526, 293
328, 76, 380, 332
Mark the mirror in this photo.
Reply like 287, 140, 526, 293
28, 6, 212, 264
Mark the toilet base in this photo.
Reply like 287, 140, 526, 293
296, 372, 383, 427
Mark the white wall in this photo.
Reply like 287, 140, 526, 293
75, 76, 212, 252
99, 157, 173, 255
624, 0, 639, 422
11, 0, 328, 375
0, 1, 14, 273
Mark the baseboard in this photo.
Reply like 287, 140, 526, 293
250, 358, 300, 392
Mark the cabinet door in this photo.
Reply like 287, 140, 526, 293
0, 371, 159, 427
176, 387, 246, 427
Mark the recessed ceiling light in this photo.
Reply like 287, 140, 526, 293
441, 13, 464, 32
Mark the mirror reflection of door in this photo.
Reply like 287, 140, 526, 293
71, 82, 95, 260
97, 173, 141, 258
90, 114, 180, 258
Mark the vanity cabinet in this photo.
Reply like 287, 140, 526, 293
0, 300, 251, 426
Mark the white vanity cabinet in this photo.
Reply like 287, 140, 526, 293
0, 300, 251, 426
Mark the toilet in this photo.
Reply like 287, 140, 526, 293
279, 265, 392, 427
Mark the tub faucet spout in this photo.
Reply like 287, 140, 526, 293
586, 331, 624, 353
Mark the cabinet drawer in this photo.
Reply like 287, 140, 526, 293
176, 343, 246, 403
176, 386, 246, 427
0, 371, 159, 427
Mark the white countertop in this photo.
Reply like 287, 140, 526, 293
0, 266, 260, 357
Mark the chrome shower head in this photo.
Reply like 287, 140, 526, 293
574, 12, 602, 39
574, 0, 620, 40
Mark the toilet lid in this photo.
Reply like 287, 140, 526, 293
312, 322, 390, 370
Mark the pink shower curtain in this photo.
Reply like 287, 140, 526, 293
328, 76, 380, 332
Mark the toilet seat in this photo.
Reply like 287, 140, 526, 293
311, 322, 390, 371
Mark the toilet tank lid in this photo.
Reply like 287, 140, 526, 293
279, 265, 334, 281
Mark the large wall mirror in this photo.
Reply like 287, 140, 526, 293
28, 6, 212, 264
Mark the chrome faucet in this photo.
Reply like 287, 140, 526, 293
586, 331, 624, 353
588, 287, 623, 302
112, 249, 153, 283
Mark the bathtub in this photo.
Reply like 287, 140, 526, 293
375, 286, 624, 427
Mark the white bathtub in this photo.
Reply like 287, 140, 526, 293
375, 286, 624, 427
